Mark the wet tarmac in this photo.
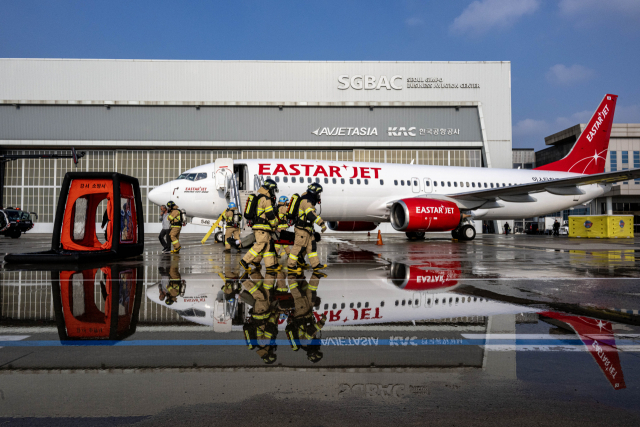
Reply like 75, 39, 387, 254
1, 233, 640, 426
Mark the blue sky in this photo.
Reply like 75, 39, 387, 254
1, 0, 639, 150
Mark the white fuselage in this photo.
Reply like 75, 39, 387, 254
148, 159, 610, 222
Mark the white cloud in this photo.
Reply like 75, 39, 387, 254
559, 0, 640, 17
405, 17, 424, 27
450, 0, 540, 36
555, 109, 592, 128
545, 64, 595, 86
513, 118, 549, 137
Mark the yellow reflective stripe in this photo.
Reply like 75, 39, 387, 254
264, 331, 273, 338
264, 206, 273, 212
263, 283, 273, 290
288, 254, 298, 261
248, 284, 261, 294
274, 244, 282, 248
171, 240, 179, 244
314, 323, 322, 331
308, 285, 318, 291
304, 207, 314, 214
252, 313, 270, 320
314, 217, 322, 224
289, 282, 298, 289
308, 252, 318, 258
288, 330, 298, 350
249, 249, 260, 257
170, 225, 181, 228
263, 252, 276, 258
168, 215, 174, 220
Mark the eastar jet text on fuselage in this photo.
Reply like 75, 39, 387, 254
148, 94, 640, 240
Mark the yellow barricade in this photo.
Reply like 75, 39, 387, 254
568, 215, 634, 238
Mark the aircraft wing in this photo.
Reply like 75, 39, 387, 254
449, 168, 640, 203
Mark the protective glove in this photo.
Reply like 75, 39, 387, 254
321, 224, 327, 233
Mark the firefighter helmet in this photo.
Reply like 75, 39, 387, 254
307, 183, 323, 195
263, 178, 278, 193
279, 196, 289, 204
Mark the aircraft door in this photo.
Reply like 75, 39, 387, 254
214, 158, 234, 191
411, 177, 420, 193
423, 178, 432, 193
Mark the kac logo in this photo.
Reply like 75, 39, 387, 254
388, 127, 416, 137
619, 220, 625, 228
584, 220, 593, 229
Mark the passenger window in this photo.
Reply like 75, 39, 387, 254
434, 181, 438, 186
454, 182, 458, 187
350, 302, 354, 308
195, 172, 207, 181
364, 179, 368, 185
466, 182, 469, 187
490, 183, 494, 188
380, 301, 385, 307
186, 173, 196, 181
447, 182, 451, 187
425, 181, 430, 186
365, 302, 369, 308
427, 298, 431, 305
401, 300, 406, 306
315, 178, 320, 183
341, 178, 345, 184
435, 299, 439, 305
357, 179, 361, 185
324, 178, 329, 184
483, 183, 487, 188
408, 299, 412, 305
394, 180, 398, 186
291, 177, 296, 183
332, 303, 337, 309
307, 177, 312, 183
283, 177, 288, 183
502, 183, 506, 187
380, 179, 384, 185
332, 178, 337, 184
357, 302, 361, 308
341, 303, 345, 309
413, 180, 418, 186
350, 179, 354, 184
275, 176, 280, 183
324, 304, 328, 310
395, 300, 399, 306
472, 182, 475, 188
401, 180, 404, 186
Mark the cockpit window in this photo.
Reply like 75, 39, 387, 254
177, 174, 187, 179
195, 173, 207, 181
186, 174, 197, 181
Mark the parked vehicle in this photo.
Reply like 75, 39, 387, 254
0, 208, 36, 238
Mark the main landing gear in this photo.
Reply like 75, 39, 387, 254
405, 231, 425, 240
452, 224, 476, 241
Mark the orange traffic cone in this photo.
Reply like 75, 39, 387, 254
376, 230, 383, 246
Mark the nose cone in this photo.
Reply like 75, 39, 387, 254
149, 182, 173, 207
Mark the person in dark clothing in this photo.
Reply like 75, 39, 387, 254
503, 222, 510, 235
553, 220, 560, 237
101, 209, 110, 241
159, 205, 171, 253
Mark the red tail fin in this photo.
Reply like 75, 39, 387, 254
535, 94, 617, 174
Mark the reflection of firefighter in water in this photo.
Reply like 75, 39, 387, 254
241, 267, 279, 364
158, 259, 186, 306
222, 252, 242, 299
285, 270, 327, 363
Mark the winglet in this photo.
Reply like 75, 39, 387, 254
535, 94, 617, 175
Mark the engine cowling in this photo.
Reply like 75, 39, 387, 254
389, 262, 461, 292
326, 221, 379, 232
390, 198, 461, 232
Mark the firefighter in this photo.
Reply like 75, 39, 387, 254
166, 201, 183, 254
239, 179, 280, 272
287, 183, 327, 273
223, 202, 242, 252
275, 195, 291, 258
158, 258, 185, 305
243, 305, 279, 364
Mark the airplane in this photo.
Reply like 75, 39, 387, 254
148, 94, 640, 241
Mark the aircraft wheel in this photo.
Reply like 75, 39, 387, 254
459, 225, 476, 241
451, 229, 460, 239
405, 231, 424, 240
214, 231, 224, 243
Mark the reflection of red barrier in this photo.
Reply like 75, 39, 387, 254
541, 311, 626, 390
52, 265, 143, 340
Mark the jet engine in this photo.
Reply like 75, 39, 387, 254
390, 198, 461, 232
389, 262, 460, 292
326, 221, 379, 232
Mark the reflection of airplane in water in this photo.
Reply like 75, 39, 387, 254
146, 259, 629, 388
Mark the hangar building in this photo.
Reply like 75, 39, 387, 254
0, 59, 512, 231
